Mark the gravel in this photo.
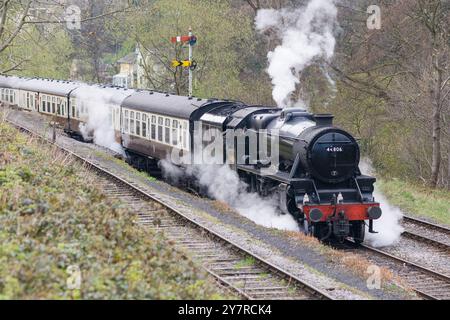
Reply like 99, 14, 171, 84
378, 237, 450, 277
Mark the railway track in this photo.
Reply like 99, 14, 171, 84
355, 242, 450, 300
345, 215, 450, 299
6, 119, 333, 300
401, 215, 450, 250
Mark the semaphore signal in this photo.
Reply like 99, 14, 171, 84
171, 27, 197, 97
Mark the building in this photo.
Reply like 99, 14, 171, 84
113, 46, 148, 89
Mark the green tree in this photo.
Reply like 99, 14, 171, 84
122, 0, 272, 102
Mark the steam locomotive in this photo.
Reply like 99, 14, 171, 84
0, 75, 382, 243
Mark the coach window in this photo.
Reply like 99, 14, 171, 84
182, 122, 188, 150
178, 122, 183, 148
158, 117, 163, 142
124, 110, 129, 133
47, 98, 51, 114
56, 98, 61, 115
52, 97, 56, 114
163, 118, 170, 144
151, 116, 157, 140
172, 120, 178, 146
116, 109, 120, 129
76, 102, 80, 118
142, 114, 147, 138
42, 95, 46, 112
136, 112, 141, 136
130, 111, 135, 135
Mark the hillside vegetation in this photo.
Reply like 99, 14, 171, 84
0, 118, 226, 299
378, 179, 450, 226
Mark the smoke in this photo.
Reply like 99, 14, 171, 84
360, 159, 404, 247
159, 159, 300, 231
76, 86, 128, 155
255, 0, 337, 108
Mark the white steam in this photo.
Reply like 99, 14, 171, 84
360, 159, 404, 247
76, 86, 127, 155
255, 0, 337, 107
159, 159, 300, 232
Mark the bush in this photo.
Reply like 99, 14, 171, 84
0, 122, 226, 299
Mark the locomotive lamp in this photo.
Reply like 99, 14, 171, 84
303, 194, 310, 205
368, 206, 382, 220
309, 208, 324, 223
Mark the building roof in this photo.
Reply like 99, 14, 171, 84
117, 52, 137, 65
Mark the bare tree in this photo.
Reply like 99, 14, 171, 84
0, 0, 131, 75
331, 0, 449, 188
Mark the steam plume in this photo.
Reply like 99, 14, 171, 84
255, 0, 337, 107
76, 86, 130, 155
360, 159, 404, 247
159, 159, 300, 231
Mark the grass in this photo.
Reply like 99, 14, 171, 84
0, 118, 230, 300
212, 200, 235, 214
378, 178, 450, 226
94, 150, 158, 183
234, 257, 256, 269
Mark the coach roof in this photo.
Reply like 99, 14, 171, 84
72, 85, 135, 105
0, 75, 25, 88
121, 90, 209, 119
18, 78, 81, 96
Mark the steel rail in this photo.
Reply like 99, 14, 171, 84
356, 241, 450, 300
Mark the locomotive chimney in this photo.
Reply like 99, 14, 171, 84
314, 114, 334, 126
